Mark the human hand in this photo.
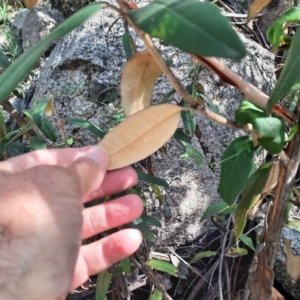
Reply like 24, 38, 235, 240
0, 146, 143, 300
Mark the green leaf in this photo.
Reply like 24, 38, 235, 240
200, 201, 230, 222
24, 98, 52, 127
240, 234, 255, 251
40, 116, 57, 142
130, 217, 157, 242
137, 170, 169, 188
55, 138, 73, 148
252, 117, 285, 154
235, 100, 266, 125
0, 3, 103, 102
66, 117, 105, 138
120, 258, 131, 274
226, 247, 248, 257
151, 184, 163, 204
200, 92, 220, 115
190, 251, 216, 264
179, 144, 203, 166
234, 162, 274, 241
267, 7, 300, 48
173, 128, 191, 148
180, 99, 196, 134
96, 269, 112, 300
146, 259, 178, 277
266, 24, 300, 114
149, 288, 163, 300
0, 141, 30, 159
29, 135, 47, 150
142, 215, 162, 228
129, 0, 246, 59
219, 136, 255, 205
0, 110, 6, 142
0, 49, 10, 69
122, 32, 134, 60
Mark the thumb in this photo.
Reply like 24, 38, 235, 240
67, 146, 110, 200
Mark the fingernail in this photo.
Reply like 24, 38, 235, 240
82, 146, 106, 163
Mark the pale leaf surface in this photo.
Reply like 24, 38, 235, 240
248, 0, 272, 21
23, 0, 38, 9
121, 51, 162, 117
99, 104, 182, 170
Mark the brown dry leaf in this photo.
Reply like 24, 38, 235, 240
99, 104, 183, 170
262, 162, 280, 194
283, 238, 300, 283
248, 0, 272, 22
248, 252, 274, 299
23, 0, 38, 9
121, 51, 162, 117
44, 100, 53, 117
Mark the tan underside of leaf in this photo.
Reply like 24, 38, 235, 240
23, 0, 38, 9
121, 51, 162, 117
283, 238, 300, 283
248, 0, 272, 22
44, 100, 53, 117
262, 162, 280, 194
99, 104, 183, 170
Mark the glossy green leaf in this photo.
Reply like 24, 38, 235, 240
267, 7, 300, 48
240, 234, 255, 251
200, 201, 230, 222
40, 116, 57, 142
137, 170, 169, 188
24, 98, 52, 127
96, 269, 112, 300
235, 100, 266, 125
190, 251, 216, 264
0, 141, 29, 159
29, 135, 47, 150
55, 138, 73, 148
180, 99, 196, 134
66, 117, 105, 138
149, 288, 163, 300
129, 0, 246, 59
266, 25, 300, 114
0, 49, 10, 69
253, 117, 285, 154
0, 3, 103, 102
146, 259, 178, 277
0, 111, 6, 142
234, 162, 274, 240
173, 128, 191, 148
120, 258, 131, 274
219, 136, 255, 205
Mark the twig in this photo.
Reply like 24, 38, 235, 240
224, 259, 232, 300
130, 256, 173, 300
191, 55, 296, 124
114, 0, 254, 132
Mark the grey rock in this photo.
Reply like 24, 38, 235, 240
33, 4, 276, 247
21, 3, 64, 52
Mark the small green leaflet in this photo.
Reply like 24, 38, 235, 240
240, 234, 255, 251
40, 116, 57, 142
120, 258, 131, 274
129, 0, 246, 59
200, 200, 230, 222
219, 136, 255, 205
66, 118, 105, 138
266, 22, 300, 114
267, 7, 300, 48
146, 259, 179, 277
122, 32, 134, 60
149, 288, 163, 300
24, 98, 52, 127
29, 135, 47, 150
137, 170, 169, 188
190, 251, 216, 264
235, 100, 266, 125
0, 49, 10, 69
